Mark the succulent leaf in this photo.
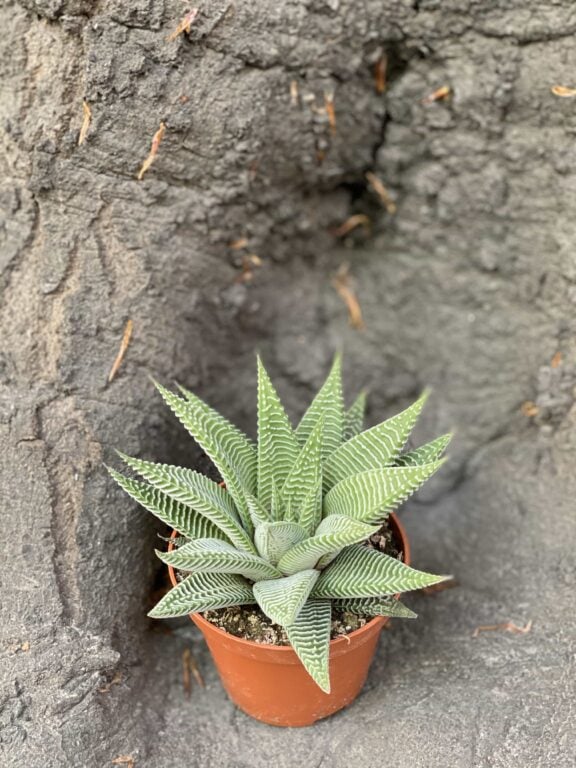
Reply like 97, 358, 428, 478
277, 516, 377, 576
281, 417, 324, 521
296, 479, 323, 536
257, 357, 300, 510
324, 390, 430, 489
333, 596, 417, 618
254, 521, 307, 565
323, 462, 444, 524
343, 391, 366, 441
155, 382, 254, 533
313, 544, 449, 598
149, 572, 254, 618
117, 454, 255, 553
296, 354, 344, 460
253, 569, 319, 626
395, 433, 452, 467
107, 467, 228, 542
157, 539, 282, 581
285, 599, 332, 693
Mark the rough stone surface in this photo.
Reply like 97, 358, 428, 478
1, 0, 575, 766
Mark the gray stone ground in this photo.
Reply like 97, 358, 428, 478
2, 0, 576, 765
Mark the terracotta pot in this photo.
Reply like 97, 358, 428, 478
167, 513, 410, 727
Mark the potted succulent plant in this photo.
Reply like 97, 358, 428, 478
108, 355, 450, 726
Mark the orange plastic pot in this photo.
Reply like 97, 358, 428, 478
167, 513, 410, 727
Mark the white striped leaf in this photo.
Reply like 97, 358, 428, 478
277, 516, 377, 576
107, 467, 228, 542
118, 453, 255, 553
176, 382, 257, 492
257, 357, 300, 510
324, 390, 430, 489
156, 539, 281, 581
323, 461, 444, 524
313, 544, 449, 598
281, 417, 324, 521
344, 391, 366, 441
270, 479, 285, 522
254, 521, 307, 565
253, 570, 319, 626
395, 434, 452, 467
155, 382, 254, 534
285, 599, 331, 693
296, 354, 344, 460
245, 492, 272, 527
149, 572, 254, 618
296, 480, 322, 536
333, 596, 417, 618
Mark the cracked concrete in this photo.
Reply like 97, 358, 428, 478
1, 0, 576, 765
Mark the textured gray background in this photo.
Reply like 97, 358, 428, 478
1, 0, 575, 765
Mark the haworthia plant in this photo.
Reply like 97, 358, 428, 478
109, 356, 451, 692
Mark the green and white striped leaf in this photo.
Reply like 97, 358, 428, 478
176, 382, 257, 492
149, 572, 254, 618
245, 492, 272, 527
296, 354, 344, 460
254, 521, 307, 565
285, 599, 331, 693
333, 596, 417, 619
156, 538, 282, 581
323, 461, 444, 524
107, 467, 229, 542
324, 391, 430, 489
270, 479, 285, 522
253, 570, 319, 626
118, 454, 255, 553
313, 544, 449, 598
282, 417, 324, 520
277, 516, 377, 576
296, 480, 322, 536
395, 434, 452, 467
344, 391, 366, 441
257, 357, 300, 510
155, 382, 254, 534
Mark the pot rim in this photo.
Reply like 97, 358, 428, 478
166, 512, 410, 653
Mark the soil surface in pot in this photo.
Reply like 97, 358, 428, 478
174, 517, 403, 644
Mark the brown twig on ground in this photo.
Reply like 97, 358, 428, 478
182, 648, 192, 698
229, 237, 249, 250
98, 670, 123, 694
290, 80, 299, 107
111, 757, 135, 767
78, 100, 92, 146
422, 85, 451, 104
183, 648, 205, 697
235, 254, 262, 284
365, 171, 396, 214
422, 578, 459, 595
473, 619, 533, 638
332, 214, 371, 238
332, 263, 365, 330
324, 92, 336, 135
189, 652, 205, 688
374, 54, 387, 94
521, 401, 539, 417
167, 8, 199, 42
551, 351, 562, 368
108, 320, 133, 383
551, 85, 576, 98
137, 122, 166, 181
